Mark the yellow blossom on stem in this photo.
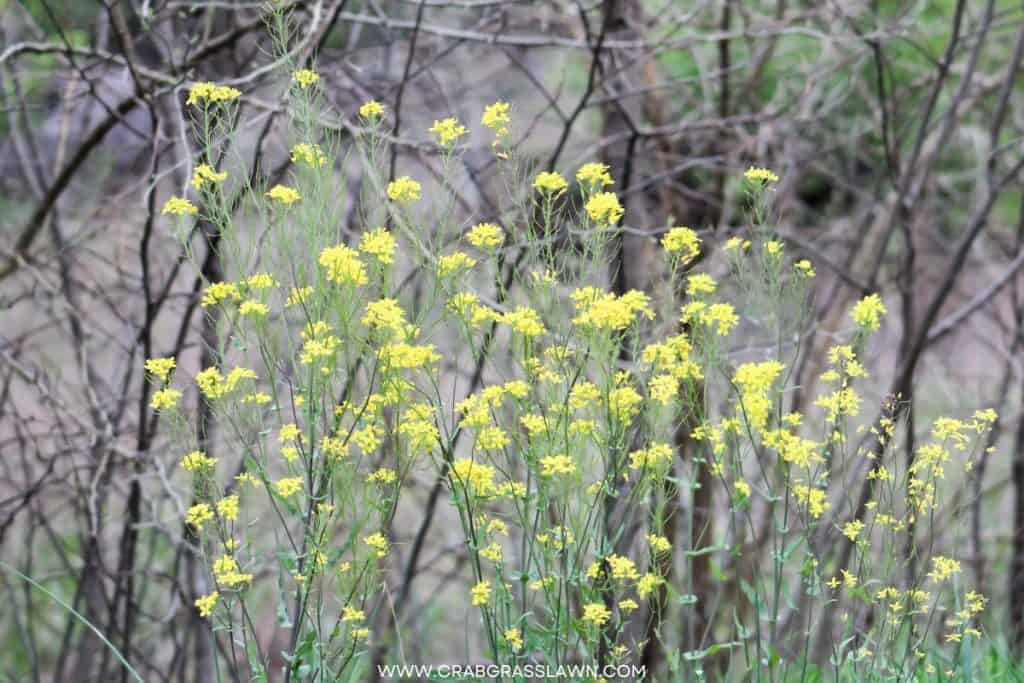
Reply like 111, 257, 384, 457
471, 580, 491, 606
194, 591, 219, 618
145, 357, 176, 382
150, 388, 181, 411
276, 477, 304, 499
466, 222, 505, 250
162, 197, 198, 216
359, 100, 385, 120
266, 185, 301, 205
186, 82, 241, 107
576, 162, 614, 189
359, 227, 396, 264
585, 191, 624, 226
387, 176, 421, 203
191, 164, 227, 190
581, 603, 611, 626
744, 166, 779, 183
292, 69, 320, 88
429, 117, 468, 146
532, 171, 568, 195
852, 293, 887, 331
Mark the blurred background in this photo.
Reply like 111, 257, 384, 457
1, 0, 1023, 680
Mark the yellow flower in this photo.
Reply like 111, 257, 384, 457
186, 503, 214, 531
438, 252, 477, 277
539, 454, 576, 477
186, 82, 240, 107
619, 599, 639, 613
191, 164, 227, 191
482, 101, 511, 139
387, 176, 421, 203
581, 603, 611, 626
359, 227, 396, 264
628, 443, 673, 471
927, 556, 962, 583
239, 300, 268, 318
319, 244, 368, 286
585, 191, 624, 225
286, 286, 313, 307
145, 357, 177, 382
266, 184, 301, 205
217, 495, 240, 522
477, 426, 510, 451
842, 519, 864, 542
290, 143, 328, 168
795, 259, 815, 278
201, 281, 240, 307
162, 196, 198, 216
576, 162, 614, 189
686, 273, 717, 297
292, 69, 320, 88
852, 293, 887, 331
466, 223, 505, 250
471, 580, 491, 606
367, 468, 397, 485
181, 450, 217, 472
480, 543, 503, 562
532, 171, 568, 195
501, 306, 546, 337
793, 484, 830, 519
342, 605, 365, 623
194, 591, 219, 618
429, 117, 468, 146
503, 627, 523, 651
246, 272, 277, 290
364, 532, 389, 557
276, 477, 304, 499
661, 226, 701, 263
744, 166, 779, 183
571, 287, 654, 331
734, 479, 751, 500
363, 298, 407, 333
359, 100, 385, 119
647, 534, 672, 553
450, 459, 498, 497
150, 388, 181, 411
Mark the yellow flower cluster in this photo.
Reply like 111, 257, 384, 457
195, 366, 256, 400
471, 580, 491, 606
276, 477, 304, 498
532, 171, 568, 195
576, 162, 614, 189
186, 82, 241, 107
292, 69, 319, 88
482, 101, 511, 139
201, 281, 240, 307
266, 184, 301, 205
733, 360, 785, 431
451, 458, 498, 497
364, 532, 389, 557
359, 227, 396, 264
162, 197, 198, 216
439, 252, 477, 276
291, 143, 328, 168
466, 222, 504, 250
195, 591, 219, 618
299, 321, 340, 365
150, 388, 182, 411
363, 298, 406, 334
680, 301, 739, 336
186, 503, 214, 531
581, 603, 611, 626
429, 117, 468, 146
359, 100, 385, 119
744, 166, 779, 183
192, 164, 227, 190
852, 293, 887, 331
571, 287, 654, 331
145, 357, 176, 382
661, 226, 701, 263
628, 442, 673, 471
501, 306, 546, 337
792, 484, 830, 519
539, 454, 576, 477
584, 191, 624, 225
213, 554, 252, 587
387, 176, 421, 203
319, 244, 368, 286
181, 450, 217, 472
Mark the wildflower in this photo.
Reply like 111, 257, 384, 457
266, 185, 301, 205
504, 627, 523, 651
477, 426, 510, 451
793, 484, 830, 519
585, 191, 624, 225
291, 143, 328, 168
480, 543, 503, 562
487, 518, 509, 536
450, 459, 498, 497
466, 222, 505, 250
576, 162, 614, 189
725, 236, 750, 251
647, 534, 672, 554
686, 273, 717, 297
145, 357, 176, 382
359, 100, 385, 120
195, 591, 219, 618
351, 627, 371, 641
619, 599, 639, 613
501, 306, 546, 337
582, 603, 611, 626
235, 473, 261, 488
286, 286, 313, 307
842, 569, 858, 588
359, 227, 396, 264
201, 281, 240, 307
927, 556, 962, 583
342, 605, 365, 623
571, 287, 654, 330
186, 82, 241, 107
246, 273, 276, 290
539, 454, 576, 477
363, 298, 406, 333
181, 450, 217, 472
367, 468, 397, 485
852, 293, 887, 331
186, 503, 214, 531
150, 388, 181, 411
482, 101, 511, 139
609, 386, 643, 422
279, 423, 302, 443
364, 532, 389, 558
744, 166, 779, 183
351, 424, 383, 454
842, 519, 864, 542
765, 240, 784, 257
319, 244, 368, 286
276, 477, 304, 499
239, 300, 268, 318
628, 443, 673, 471
438, 252, 477, 277
471, 580, 492, 606
733, 361, 785, 431
661, 226, 701, 264
532, 171, 568, 195
648, 374, 679, 407
292, 69, 320, 88
429, 117, 468, 146
795, 259, 815, 278
734, 479, 751, 500
387, 176, 421, 203
161, 196, 198, 216
217, 495, 239, 522
191, 164, 227, 191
